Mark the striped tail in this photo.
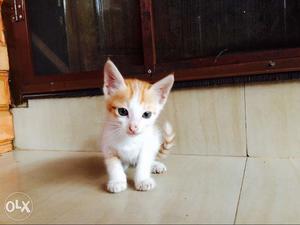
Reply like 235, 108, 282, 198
157, 121, 175, 159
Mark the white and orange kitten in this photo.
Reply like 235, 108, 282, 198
100, 60, 175, 193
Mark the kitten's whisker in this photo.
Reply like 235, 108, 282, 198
99, 121, 122, 127
102, 127, 122, 138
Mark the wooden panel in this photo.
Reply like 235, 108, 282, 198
0, 45, 9, 70
154, 57, 300, 82
140, 0, 156, 73
0, 111, 14, 145
0, 140, 13, 153
286, 0, 300, 46
0, 31, 4, 46
0, 73, 10, 109
0, 0, 4, 46
0, 0, 13, 153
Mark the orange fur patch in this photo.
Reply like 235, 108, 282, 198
106, 79, 158, 116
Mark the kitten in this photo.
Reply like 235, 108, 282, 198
100, 60, 175, 193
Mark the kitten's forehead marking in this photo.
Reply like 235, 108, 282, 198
125, 79, 149, 103
127, 80, 147, 120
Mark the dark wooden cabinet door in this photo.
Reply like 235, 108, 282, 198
152, 0, 300, 82
3, 0, 300, 105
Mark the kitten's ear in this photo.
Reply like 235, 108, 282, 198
103, 59, 126, 96
150, 74, 174, 105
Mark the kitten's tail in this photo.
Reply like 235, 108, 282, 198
157, 121, 175, 160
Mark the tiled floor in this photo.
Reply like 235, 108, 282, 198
1, 150, 300, 224
7, 80, 300, 223
236, 158, 300, 224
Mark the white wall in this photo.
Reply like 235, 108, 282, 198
12, 96, 106, 151
13, 81, 300, 157
12, 85, 247, 156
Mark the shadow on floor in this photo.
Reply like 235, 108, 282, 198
15, 153, 108, 192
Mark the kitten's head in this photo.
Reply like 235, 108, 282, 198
103, 60, 174, 137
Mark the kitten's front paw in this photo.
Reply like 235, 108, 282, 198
152, 161, 167, 174
135, 178, 156, 191
107, 181, 127, 193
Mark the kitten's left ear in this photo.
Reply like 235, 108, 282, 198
103, 59, 126, 97
150, 74, 174, 105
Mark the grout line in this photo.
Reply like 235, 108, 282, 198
171, 152, 246, 158
14, 149, 300, 159
14, 148, 103, 154
14, 149, 300, 160
233, 157, 248, 224
243, 82, 249, 157
14, 148, 247, 159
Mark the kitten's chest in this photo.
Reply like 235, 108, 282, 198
114, 136, 143, 164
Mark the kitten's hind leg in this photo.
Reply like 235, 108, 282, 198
151, 161, 167, 174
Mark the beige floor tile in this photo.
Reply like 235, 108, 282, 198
160, 86, 246, 156
246, 81, 300, 157
0, 150, 246, 224
236, 158, 300, 224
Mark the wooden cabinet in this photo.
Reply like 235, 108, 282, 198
0, 111, 13, 153
0, 0, 3, 45
0, 73, 10, 109
0, 0, 13, 153
0, 46, 9, 71
2, 0, 300, 105
0, 65, 13, 155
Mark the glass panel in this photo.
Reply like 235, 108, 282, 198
153, 0, 300, 63
27, 0, 143, 75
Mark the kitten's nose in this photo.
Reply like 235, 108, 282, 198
128, 124, 138, 134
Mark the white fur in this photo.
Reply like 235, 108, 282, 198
101, 60, 174, 193
151, 161, 167, 174
101, 109, 162, 193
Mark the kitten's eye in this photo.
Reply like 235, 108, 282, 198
142, 111, 152, 119
117, 108, 128, 116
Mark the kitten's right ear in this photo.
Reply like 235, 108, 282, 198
103, 59, 126, 96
